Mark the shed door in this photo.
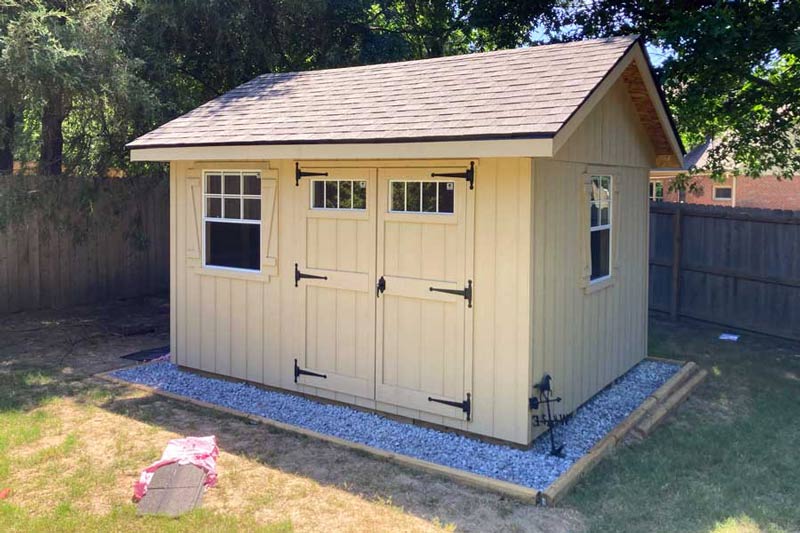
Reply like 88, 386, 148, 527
375, 168, 474, 420
295, 168, 376, 399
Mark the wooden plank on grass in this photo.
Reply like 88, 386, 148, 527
137, 463, 206, 517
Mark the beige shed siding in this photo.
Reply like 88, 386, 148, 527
530, 78, 652, 434
555, 78, 656, 168
170, 157, 532, 444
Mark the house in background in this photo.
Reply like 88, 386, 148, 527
128, 36, 683, 446
650, 139, 800, 210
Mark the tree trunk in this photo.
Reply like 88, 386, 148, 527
40, 92, 67, 175
0, 110, 13, 174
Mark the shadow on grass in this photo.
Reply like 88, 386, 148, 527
565, 315, 800, 533
98, 389, 572, 533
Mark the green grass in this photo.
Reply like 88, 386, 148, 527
568, 317, 800, 533
0, 367, 293, 532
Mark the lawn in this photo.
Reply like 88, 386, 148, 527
1, 301, 798, 532
567, 315, 800, 533
0, 299, 578, 533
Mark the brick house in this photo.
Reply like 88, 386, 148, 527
650, 139, 800, 210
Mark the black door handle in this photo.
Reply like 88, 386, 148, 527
376, 276, 386, 297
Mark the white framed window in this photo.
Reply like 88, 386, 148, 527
589, 175, 612, 282
713, 186, 732, 201
203, 170, 261, 271
649, 180, 664, 201
311, 179, 367, 210
389, 180, 455, 214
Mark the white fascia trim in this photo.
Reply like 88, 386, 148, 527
129, 138, 554, 162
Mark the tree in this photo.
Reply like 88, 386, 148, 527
1, 0, 152, 175
546, 0, 800, 180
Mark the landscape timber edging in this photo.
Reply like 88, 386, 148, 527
94, 371, 542, 503
539, 360, 706, 506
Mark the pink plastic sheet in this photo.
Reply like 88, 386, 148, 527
133, 435, 219, 501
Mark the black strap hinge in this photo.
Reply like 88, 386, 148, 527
296, 162, 328, 186
295, 263, 328, 287
294, 358, 327, 383
428, 393, 471, 420
429, 280, 472, 308
431, 161, 475, 189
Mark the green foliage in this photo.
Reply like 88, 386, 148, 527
2, 0, 798, 182
549, 0, 800, 181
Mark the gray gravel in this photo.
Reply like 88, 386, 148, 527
112, 360, 678, 491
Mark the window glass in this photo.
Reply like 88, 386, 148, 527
243, 174, 260, 195
224, 198, 241, 219
311, 179, 368, 210
205, 222, 260, 270
391, 182, 405, 211
353, 181, 367, 209
390, 180, 455, 214
589, 176, 612, 281
649, 181, 663, 201
224, 173, 241, 195
714, 187, 732, 200
204, 170, 261, 271
206, 174, 222, 194
207, 197, 221, 218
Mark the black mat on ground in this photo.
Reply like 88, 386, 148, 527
121, 345, 169, 362
137, 463, 206, 517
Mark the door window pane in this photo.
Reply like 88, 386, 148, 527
354, 181, 367, 209
391, 182, 406, 211
311, 179, 367, 210
390, 180, 455, 214
406, 182, 421, 212
339, 181, 352, 209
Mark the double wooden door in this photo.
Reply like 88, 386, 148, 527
295, 165, 474, 420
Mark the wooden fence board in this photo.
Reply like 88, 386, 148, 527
650, 202, 800, 340
0, 176, 169, 314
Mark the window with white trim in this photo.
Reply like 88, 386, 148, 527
589, 175, 612, 281
204, 171, 261, 271
713, 186, 732, 201
311, 179, 367, 210
649, 180, 664, 202
389, 180, 455, 213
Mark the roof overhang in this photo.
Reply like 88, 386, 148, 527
552, 41, 684, 169
129, 137, 554, 162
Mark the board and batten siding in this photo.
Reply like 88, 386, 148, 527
170, 157, 533, 444
529, 77, 653, 436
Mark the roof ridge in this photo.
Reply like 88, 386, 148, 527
250, 35, 639, 81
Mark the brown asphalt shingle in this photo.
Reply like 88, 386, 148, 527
128, 36, 638, 149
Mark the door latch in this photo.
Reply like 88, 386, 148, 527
376, 276, 386, 297
429, 280, 472, 307
295, 263, 328, 287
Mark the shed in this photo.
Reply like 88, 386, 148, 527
128, 35, 683, 446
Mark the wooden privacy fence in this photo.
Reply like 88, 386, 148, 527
0, 175, 169, 315
649, 202, 800, 341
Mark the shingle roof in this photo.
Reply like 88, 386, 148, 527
128, 36, 640, 149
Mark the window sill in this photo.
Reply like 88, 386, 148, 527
584, 276, 615, 294
195, 265, 271, 283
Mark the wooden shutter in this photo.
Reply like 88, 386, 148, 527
186, 176, 202, 261
578, 173, 593, 288
261, 169, 279, 276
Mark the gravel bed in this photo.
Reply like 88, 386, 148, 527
111, 360, 679, 491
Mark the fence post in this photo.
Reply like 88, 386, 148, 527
670, 204, 683, 320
